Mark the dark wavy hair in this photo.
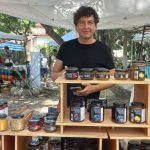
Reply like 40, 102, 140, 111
74, 6, 99, 25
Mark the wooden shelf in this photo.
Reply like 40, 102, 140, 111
56, 109, 149, 128
108, 128, 149, 139
55, 76, 150, 84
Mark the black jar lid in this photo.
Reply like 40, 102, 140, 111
115, 69, 128, 72
11, 113, 24, 119
113, 102, 126, 107
28, 119, 40, 124
131, 102, 144, 107
71, 98, 85, 106
66, 67, 78, 73
38, 136, 49, 142
80, 68, 94, 72
29, 140, 40, 147
95, 67, 109, 72
46, 115, 57, 120
49, 139, 60, 145
141, 140, 150, 145
0, 113, 7, 119
128, 140, 140, 146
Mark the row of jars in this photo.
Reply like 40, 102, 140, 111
70, 98, 146, 124
65, 64, 145, 81
0, 112, 58, 132
128, 139, 150, 150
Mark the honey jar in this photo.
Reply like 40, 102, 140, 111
79, 68, 94, 80
95, 67, 110, 80
0, 114, 8, 131
129, 102, 146, 123
65, 67, 78, 80
114, 69, 129, 80
10, 114, 25, 131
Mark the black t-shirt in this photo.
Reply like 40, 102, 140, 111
57, 39, 114, 105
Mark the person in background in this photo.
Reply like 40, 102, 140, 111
3, 46, 13, 67
51, 6, 115, 105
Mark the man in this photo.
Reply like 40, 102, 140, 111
4, 46, 13, 67
51, 6, 115, 105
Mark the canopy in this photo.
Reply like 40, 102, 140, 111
0, 0, 150, 30
0, 42, 25, 51
0, 31, 25, 40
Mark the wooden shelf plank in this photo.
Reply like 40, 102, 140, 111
108, 128, 149, 139
63, 126, 108, 138
55, 76, 150, 84
56, 109, 149, 128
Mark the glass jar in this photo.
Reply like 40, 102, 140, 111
89, 100, 104, 122
65, 67, 78, 80
79, 68, 94, 80
0, 101, 5, 114
43, 119, 56, 133
95, 67, 110, 80
127, 140, 140, 150
129, 102, 146, 124
130, 61, 145, 81
141, 140, 150, 150
49, 139, 61, 150
114, 69, 129, 80
112, 102, 127, 123
10, 114, 25, 131
38, 136, 49, 150
27, 139, 41, 150
0, 114, 8, 131
70, 98, 85, 122
28, 119, 42, 132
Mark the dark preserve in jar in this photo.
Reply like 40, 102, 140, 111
70, 98, 85, 122
65, 67, 78, 80
114, 69, 129, 80
141, 140, 150, 150
89, 100, 104, 122
79, 68, 94, 80
28, 119, 42, 131
129, 102, 146, 124
95, 67, 110, 80
127, 140, 140, 150
112, 102, 127, 123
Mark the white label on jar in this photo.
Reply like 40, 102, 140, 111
115, 108, 126, 123
0, 109, 5, 114
80, 106, 85, 121
141, 108, 146, 122
5, 107, 8, 116
41, 143, 48, 150
134, 70, 139, 79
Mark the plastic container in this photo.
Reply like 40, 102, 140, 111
65, 67, 78, 80
79, 68, 94, 80
95, 67, 110, 80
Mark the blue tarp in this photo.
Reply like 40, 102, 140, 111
49, 31, 76, 46
0, 42, 25, 51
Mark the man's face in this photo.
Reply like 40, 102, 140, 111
75, 16, 96, 40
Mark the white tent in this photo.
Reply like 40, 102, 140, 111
0, 0, 150, 30
0, 31, 25, 40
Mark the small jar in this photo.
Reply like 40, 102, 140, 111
65, 67, 78, 80
130, 61, 145, 81
89, 100, 104, 122
112, 102, 127, 123
10, 114, 25, 131
95, 67, 110, 80
70, 98, 85, 122
27, 139, 41, 150
28, 119, 42, 132
114, 69, 129, 80
129, 102, 146, 124
49, 139, 61, 150
38, 136, 49, 150
127, 140, 140, 150
43, 119, 56, 133
141, 140, 150, 150
79, 68, 94, 80
0, 114, 8, 131
0, 101, 5, 114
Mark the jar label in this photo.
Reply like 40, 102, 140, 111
91, 107, 103, 122
41, 143, 48, 150
115, 108, 126, 123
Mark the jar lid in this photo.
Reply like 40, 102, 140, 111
11, 114, 24, 119
131, 102, 144, 107
128, 140, 140, 146
28, 119, 40, 124
66, 67, 78, 72
44, 119, 55, 125
115, 69, 128, 72
113, 102, 126, 107
29, 140, 40, 147
0, 113, 7, 119
49, 139, 60, 145
46, 115, 57, 120
71, 99, 85, 106
80, 68, 94, 72
32, 114, 44, 119
141, 140, 150, 145
95, 67, 109, 72
38, 136, 49, 142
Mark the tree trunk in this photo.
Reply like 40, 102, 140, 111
41, 24, 64, 46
